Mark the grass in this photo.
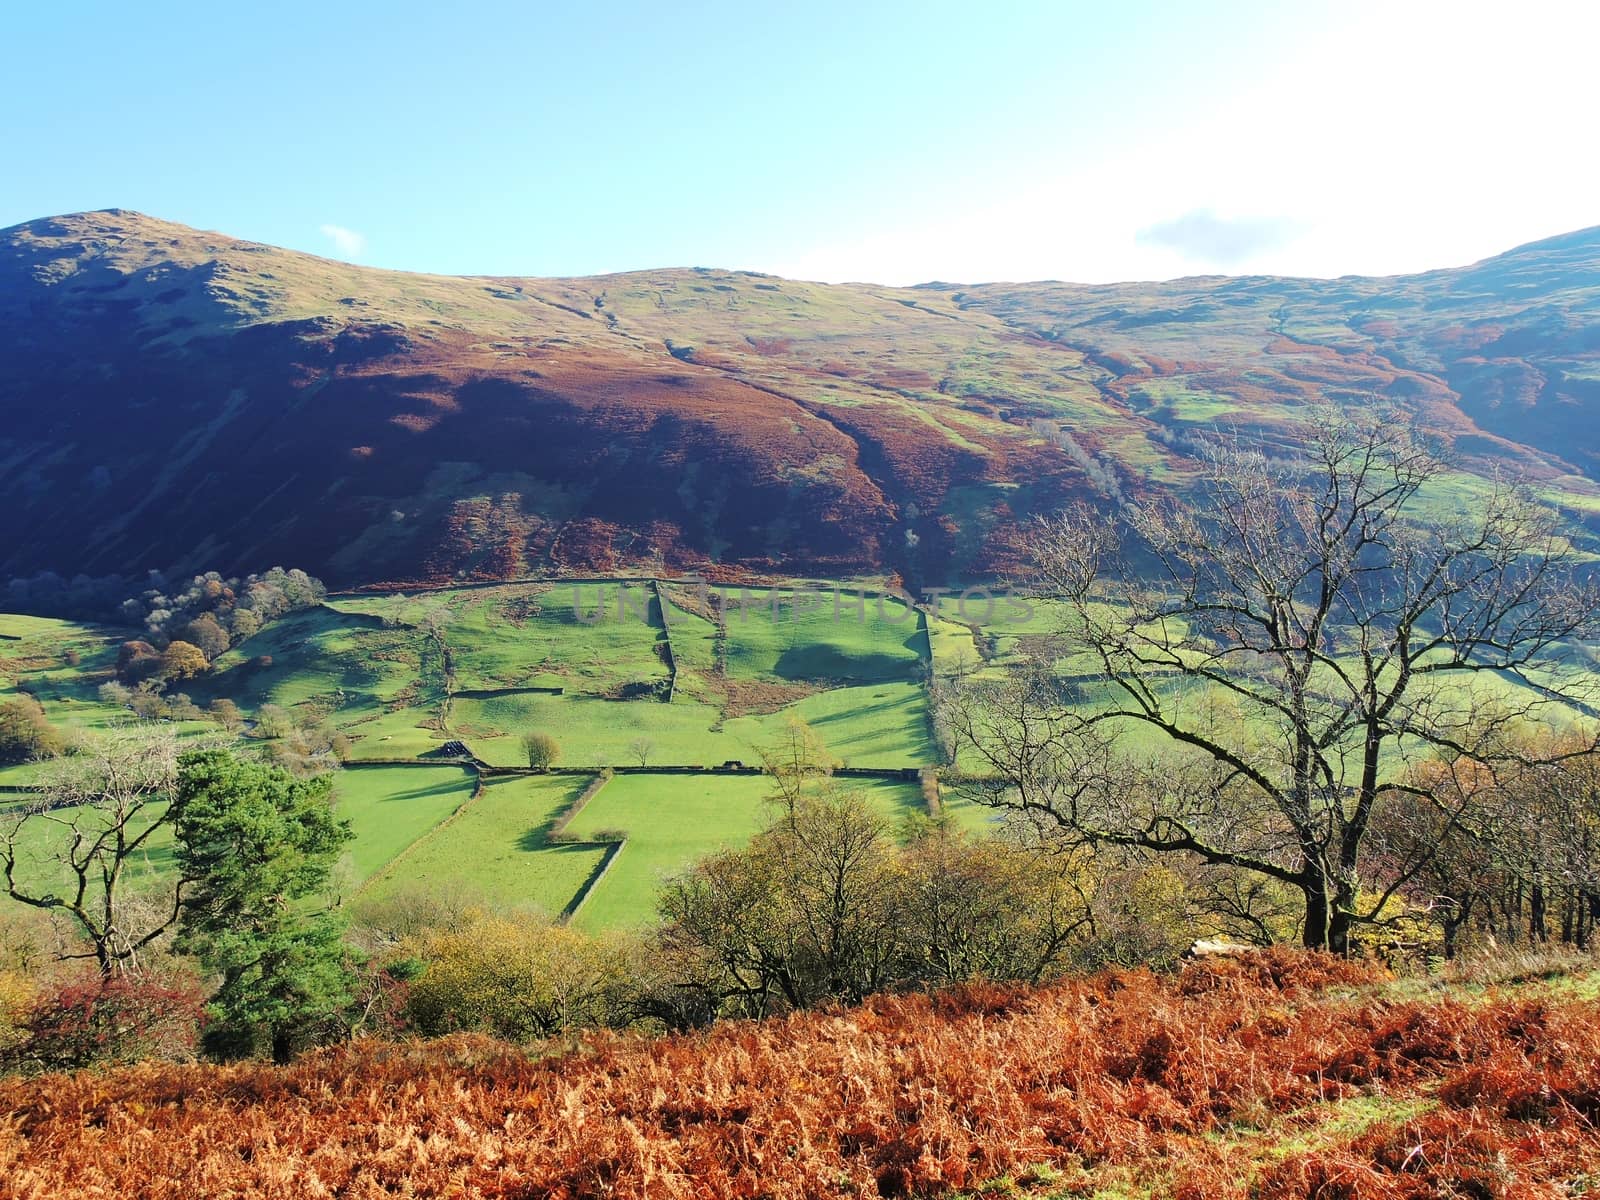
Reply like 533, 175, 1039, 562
563, 775, 928, 930
441, 583, 670, 695
200, 606, 435, 718
332, 764, 479, 884
13, 572, 1588, 932
0, 614, 121, 701
0, 798, 177, 896
726, 682, 935, 767
341, 705, 450, 761
1211, 1092, 1440, 1182
359, 774, 606, 919
0, 612, 156, 747
455, 691, 748, 767
657, 588, 720, 673
0, 611, 222, 789
714, 585, 925, 684
560, 774, 780, 929
927, 593, 1093, 681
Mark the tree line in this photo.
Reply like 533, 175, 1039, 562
946, 410, 1600, 956
0, 720, 1190, 1071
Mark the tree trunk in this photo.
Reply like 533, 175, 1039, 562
271, 1029, 293, 1066
1442, 897, 1471, 961
1300, 870, 1354, 954
1326, 907, 1354, 955
1301, 881, 1328, 950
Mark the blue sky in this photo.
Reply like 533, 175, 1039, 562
3, 0, 1595, 283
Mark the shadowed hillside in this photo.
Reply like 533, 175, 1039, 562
4, 211, 1599, 587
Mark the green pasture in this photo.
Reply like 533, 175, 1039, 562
359, 773, 605, 919
9, 565, 1595, 933
333, 764, 478, 884
724, 682, 934, 767
199, 606, 435, 718
454, 691, 747, 767
455, 676, 933, 770
656, 587, 719, 672
563, 774, 928, 930
439, 583, 670, 695
0, 797, 177, 898
712, 585, 924, 684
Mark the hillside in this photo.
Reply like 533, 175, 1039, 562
4, 952, 1600, 1198
4, 211, 1600, 588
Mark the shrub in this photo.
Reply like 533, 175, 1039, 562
98, 680, 134, 708
405, 916, 641, 1040
228, 607, 262, 642
129, 687, 170, 721
181, 613, 230, 661
522, 731, 560, 770
261, 723, 350, 776
115, 639, 163, 684
206, 698, 244, 730
0, 970, 35, 1060
3, 971, 205, 1074
254, 703, 292, 738
0, 695, 64, 764
165, 692, 205, 721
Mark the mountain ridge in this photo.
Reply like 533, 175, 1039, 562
4, 210, 1599, 588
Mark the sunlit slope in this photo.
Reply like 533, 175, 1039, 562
3, 211, 1598, 589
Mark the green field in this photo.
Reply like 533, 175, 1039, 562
713, 585, 924, 683
333, 764, 479, 884
562, 774, 929, 930
725, 682, 935, 767
8, 566, 1593, 931
0, 798, 177, 898
0, 584, 958, 927
430, 583, 671, 695
359, 773, 606, 919
0, 613, 215, 789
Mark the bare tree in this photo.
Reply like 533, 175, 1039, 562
1373, 734, 1600, 956
950, 412, 1600, 952
628, 737, 654, 768
757, 717, 835, 811
1, 726, 195, 974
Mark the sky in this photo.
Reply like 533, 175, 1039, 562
3, 0, 1597, 285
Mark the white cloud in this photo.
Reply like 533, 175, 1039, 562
319, 223, 366, 259
1136, 211, 1303, 269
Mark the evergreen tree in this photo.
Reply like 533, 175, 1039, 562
172, 750, 353, 1062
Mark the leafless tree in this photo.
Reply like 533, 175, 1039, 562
948, 412, 1600, 952
757, 717, 835, 811
2, 726, 197, 974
